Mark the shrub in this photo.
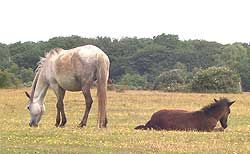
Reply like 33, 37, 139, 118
191, 66, 241, 93
0, 70, 21, 88
154, 69, 189, 92
0, 70, 10, 87
118, 73, 148, 90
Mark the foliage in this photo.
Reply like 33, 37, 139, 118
0, 70, 21, 87
0, 43, 10, 69
191, 66, 241, 93
118, 73, 148, 89
154, 69, 189, 92
0, 63, 34, 88
0, 70, 10, 87
0, 34, 249, 92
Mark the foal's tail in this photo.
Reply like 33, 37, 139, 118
96, 53, 110, 128
135, 120, 160, 130
134, 124, 149, 130
134, 120, 152, 130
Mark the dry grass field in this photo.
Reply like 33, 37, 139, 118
1, 88, 250, 153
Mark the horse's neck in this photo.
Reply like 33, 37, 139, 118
33, 70, 49, 105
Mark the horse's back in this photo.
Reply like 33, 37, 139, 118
58, 45, 108, 60
78, 45, 108, 55
51, 45, 109, 91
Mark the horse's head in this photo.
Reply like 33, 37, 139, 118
25, 91, 45, 127
214, 98, 235, 129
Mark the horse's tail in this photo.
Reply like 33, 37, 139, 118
96, 53, 110, 128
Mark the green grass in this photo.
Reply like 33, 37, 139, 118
1, 88, 250, 153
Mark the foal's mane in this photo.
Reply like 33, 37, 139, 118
201, 98, 230, 115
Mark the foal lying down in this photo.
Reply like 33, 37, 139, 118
135, 98, 235, 132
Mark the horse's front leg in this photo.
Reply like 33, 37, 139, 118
55, 102, 61, 127
52, 85, 66, 127
59, 98, 67, 127
78, 86, 93, 127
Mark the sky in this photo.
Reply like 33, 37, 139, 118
0, 0, 249, 44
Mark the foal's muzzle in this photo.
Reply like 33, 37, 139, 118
29, 122, 38, 127
222, 123, 228, 129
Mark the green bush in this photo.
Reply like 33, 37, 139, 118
18, 67, 34, 83
0, 70, 10, 87
118, 73, 148, 90
0, 70, 21, 88
191, 66, 241, 93
5, 63, 34, 87
154, 69, 189, 92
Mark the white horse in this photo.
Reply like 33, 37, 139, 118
25, 45, 110, 128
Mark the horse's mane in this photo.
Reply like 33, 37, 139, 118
201, 98, 230, 115
35, 48, 64, 73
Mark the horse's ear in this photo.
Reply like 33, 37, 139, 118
214, 99, 218, 102
25, 91, 31, 99
228, 100, 236, 106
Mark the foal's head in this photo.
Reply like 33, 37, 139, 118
202, 98, 235, 129
214, 98, 235, 129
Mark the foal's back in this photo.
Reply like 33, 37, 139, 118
137, 109, 216, 131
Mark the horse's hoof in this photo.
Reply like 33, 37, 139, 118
59, 125, 65, 128
55, 123, 60, 127
101, 125, 107, 128
78, 123, 86, 128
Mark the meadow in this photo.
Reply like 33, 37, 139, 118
1, 88, 250, 154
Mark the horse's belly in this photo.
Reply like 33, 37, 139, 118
56, 77, 82, 91
61, 83, 81, 91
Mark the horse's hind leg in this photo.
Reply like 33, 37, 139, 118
52, 85, 66, 127
78, 85, 93, 127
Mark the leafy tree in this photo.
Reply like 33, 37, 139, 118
153, 33, 181, 50
0, 34, 249, 91
8, 42, 41, 69
0, 43, 10, 69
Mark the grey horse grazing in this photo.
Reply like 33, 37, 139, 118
25, 45, 110, 128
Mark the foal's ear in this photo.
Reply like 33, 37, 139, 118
25, 91, 31, 99
228, 100, 236, 106
214, 99, 218, 102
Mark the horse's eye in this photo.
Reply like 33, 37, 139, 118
27, 106, 30, 110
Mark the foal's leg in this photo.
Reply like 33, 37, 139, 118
52, 85, 66, 127
213, 127, 224, 132
78, 86, 93, 127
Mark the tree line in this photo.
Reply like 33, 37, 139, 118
0, 34, 249, 92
